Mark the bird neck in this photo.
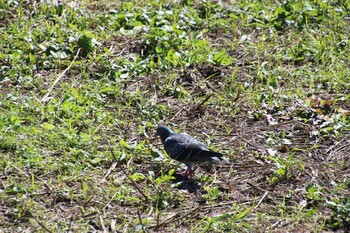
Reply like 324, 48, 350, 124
161, 132, 173, 143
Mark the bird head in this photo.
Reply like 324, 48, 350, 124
156, 125, 173, 143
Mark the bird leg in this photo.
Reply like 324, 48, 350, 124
178, 169, 188, 176
179, 164, 196, 179
186, 168, 195, 179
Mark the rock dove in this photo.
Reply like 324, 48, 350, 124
156, 125, 229, 178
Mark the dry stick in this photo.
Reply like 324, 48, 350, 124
252, 191, 269, 211
82, 211, 98, 218
175, 206, 201, 222
151, 213, 179, 229
102, 162, 118, 181
10, 163, 29, 177
152, 206, 201, 229
328, 142, 350, 160
172, 94, 213, 119
156, 210, 160, 228
27, 192, 51, 196
83, 196, 94, 208
237, 135, 263, 150
41, 48, 80, 102
188, 94, 213, 113
267, 219, 284, 231
35, 175, 52, 193
263, 120, 295, 129
108, 144, 149, 202
199, 192, 268, 219
233, 89, 241, 103
171, 103, 189, 120
189, 70, 220, 95
151, 197, 266, 229
202, 201, 237, 209
11, 163, 53, 194
122, 164, 149, 201
67, 215, 73, 233
214, 133, 240, 137
104, 190, 119, 210
204, 192, 269, 224
137, 208, 148, 233
99, 214, 108, 233
0, 78, 10, 84
0, 9, 15, 18
247, 181, 268, 194
334, 142, 350, 152
325, 137, 347, 154
29, 212, 53, 233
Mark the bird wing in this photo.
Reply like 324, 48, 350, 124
164, 133, 228, 164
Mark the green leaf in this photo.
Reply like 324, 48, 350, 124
130, 173, 146, 182
43, 123, 55, 130
236, 207, 252, 220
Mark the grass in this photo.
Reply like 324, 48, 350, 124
1, 0, 350, 232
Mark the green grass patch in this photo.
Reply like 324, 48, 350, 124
1, 0, 349, 232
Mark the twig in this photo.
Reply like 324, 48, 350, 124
0, 9, 15, 17
67, 215, 73, 233
247, 181, 268, 194
171, 94, 213, 119
34, 175, 52, 193
213, 133, 239, 137
27, 192, 51, 196
333, 142, 350, 152
328, 141, 350, 160
176, 206, 201, 221
121, 165, 149, 201
102, 162, 118, 181
82, 211, 98, 218
0, 78, 10, 84
108, 144, 149, 201
104, 190, 118, 210
264, 120, 295, 128
171, 103, 188, 120
151, 206, 200, 229
99, 214, 108, 233
41, 48, 80, 102
188, 94, 213, 113
9, 164, 53, 193
252, 191, 269, 211
137, 208, 147, 233
237, 135, 263, 150
153, 213, 178, 229
29, 212, 52, 233
326, 137, 347, 154
268, 219, 283, 230
10, 165, 53, 193
10, 163, 29, 177
233, 89, 241, 102
83, 196, 94, 208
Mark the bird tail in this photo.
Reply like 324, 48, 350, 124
200, 150, 230, 164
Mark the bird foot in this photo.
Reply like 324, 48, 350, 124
178, 169, 188, 176
178, 168, 195, 179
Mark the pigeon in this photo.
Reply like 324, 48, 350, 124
156, 125, 229, 178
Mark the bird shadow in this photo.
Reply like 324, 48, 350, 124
171, 174, 206, 194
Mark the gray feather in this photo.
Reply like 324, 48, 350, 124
156, 125, 229, 164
